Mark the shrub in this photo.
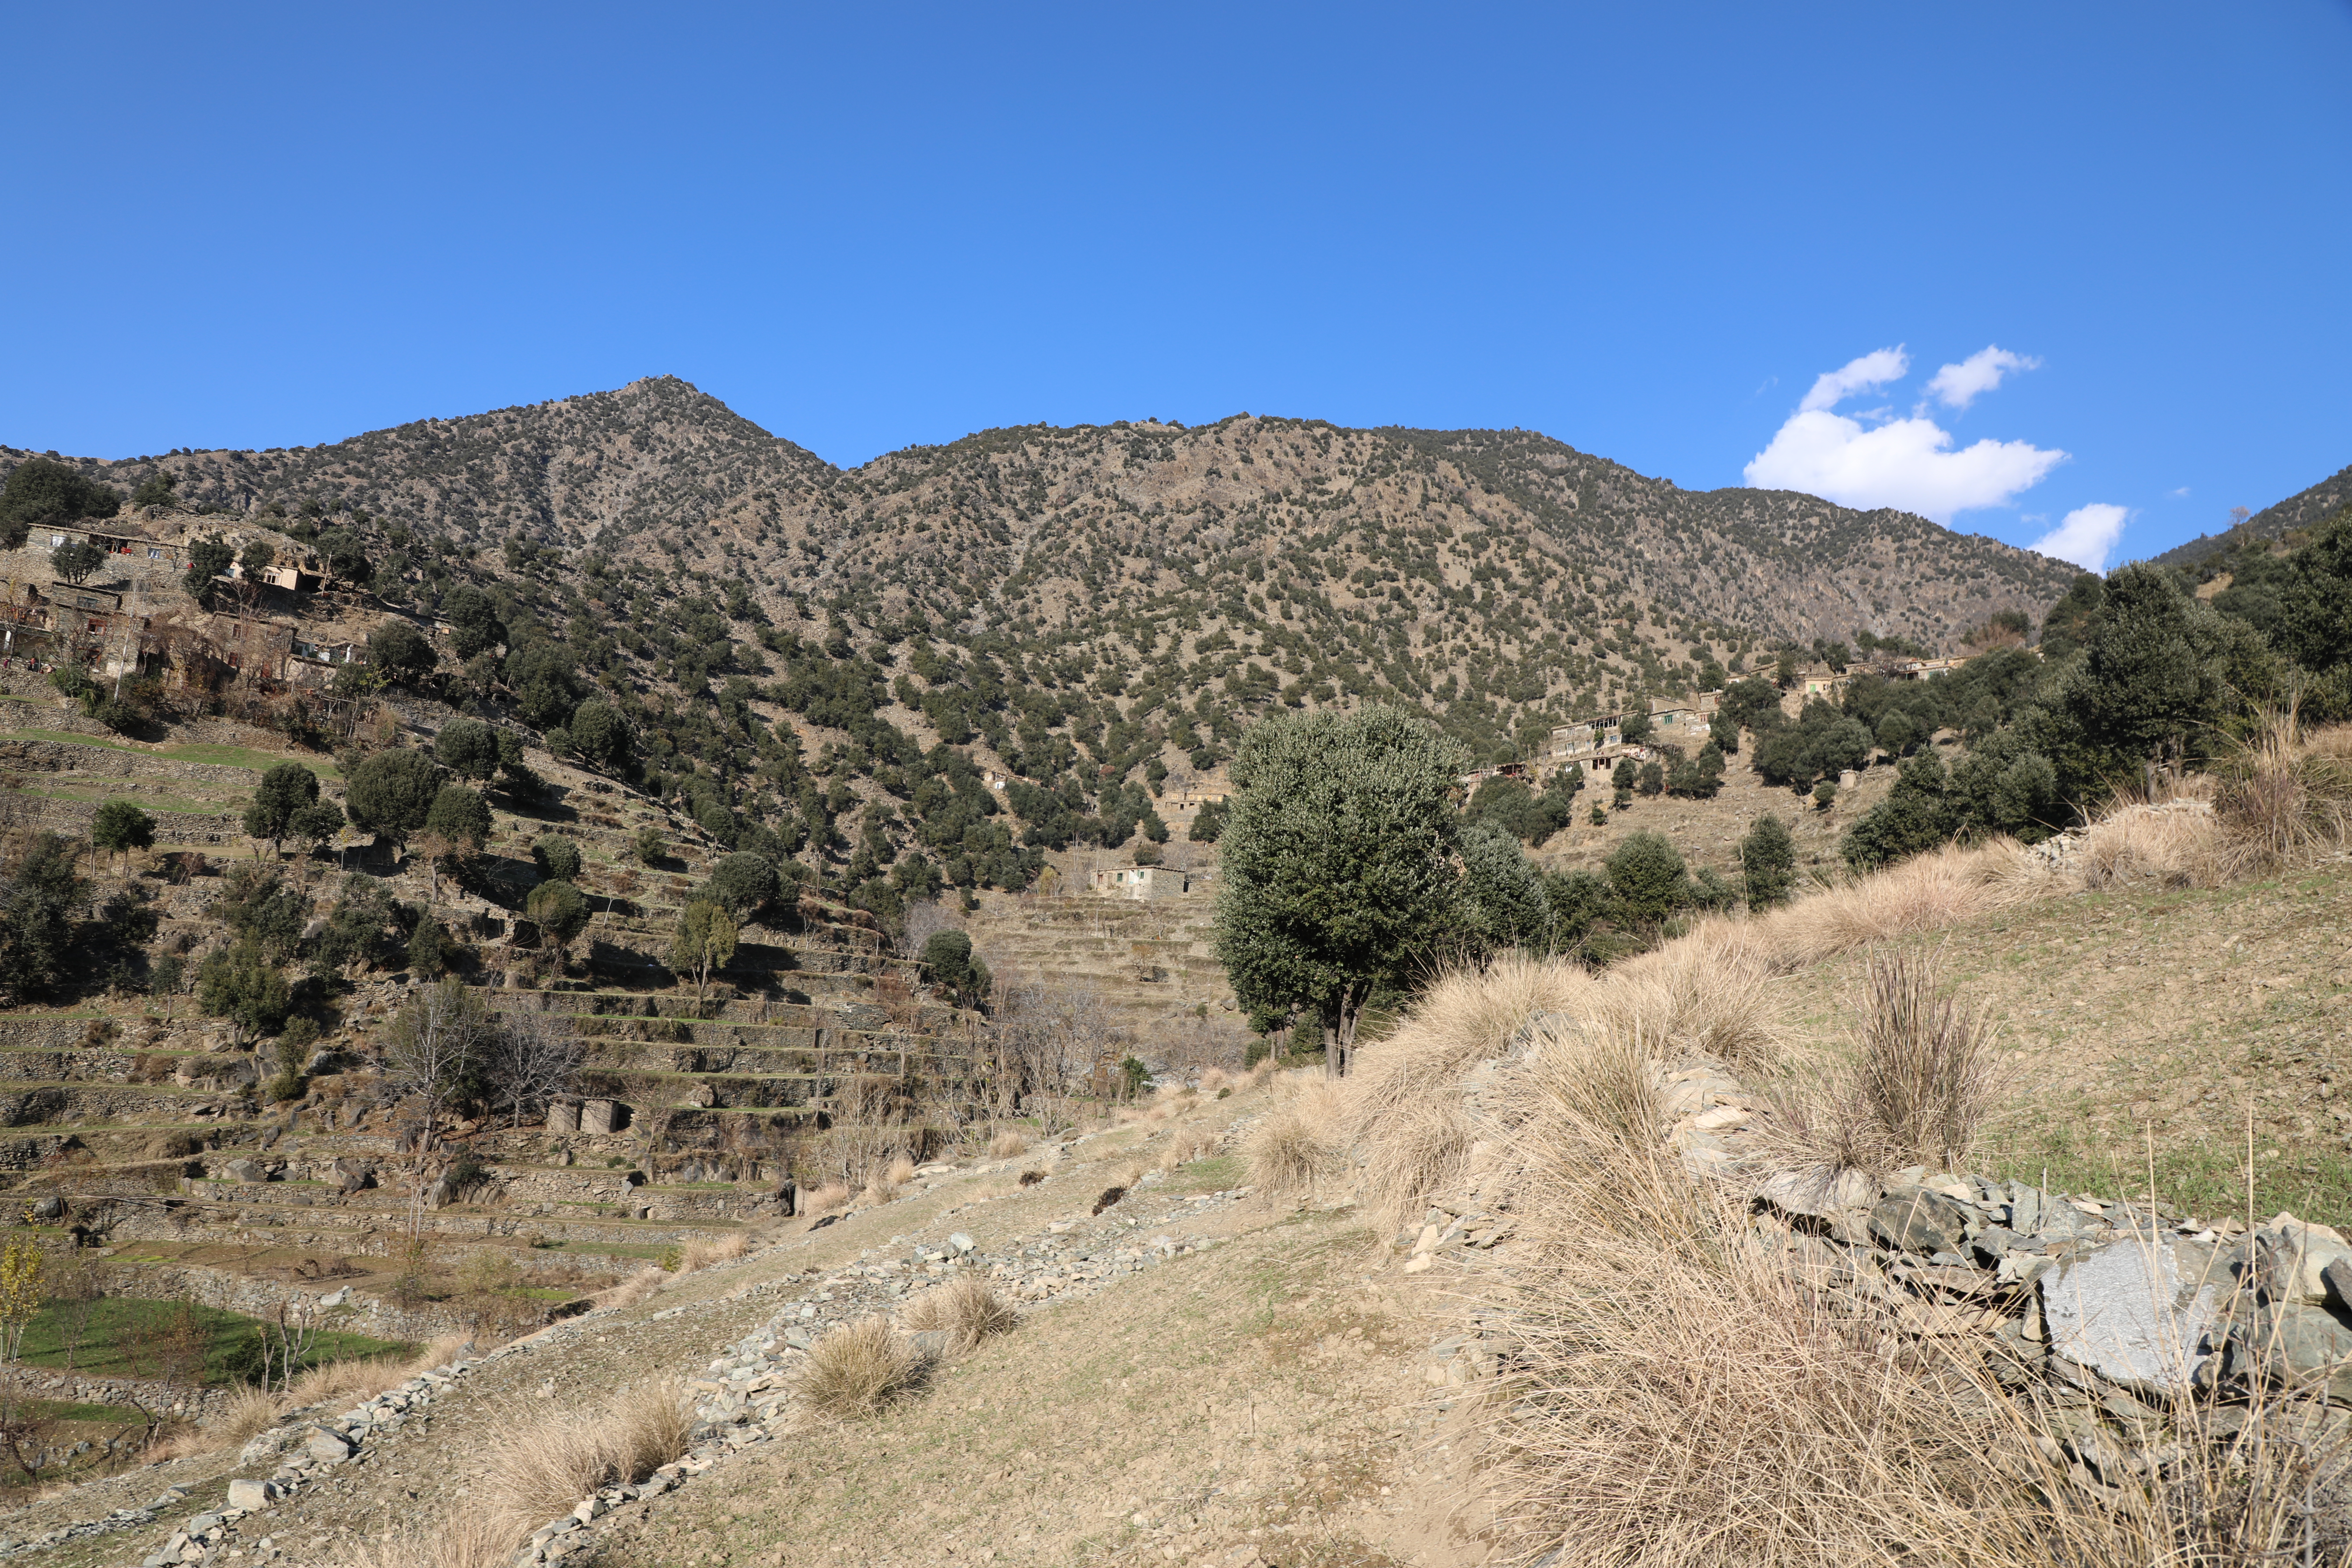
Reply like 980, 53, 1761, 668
531, 835, 582, 883
1605, 831, 1687, 926
1738, 816, 1794, 909
796, 1317, 925, 1420
345, 749, 441, 846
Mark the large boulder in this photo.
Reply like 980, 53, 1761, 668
2042, 1236, 2220, 1393
329, 1157, 371, 1195
223, 1158, 269, 1184
1867, 1186, 1973, 1254
2259, 1213, 2352, 1306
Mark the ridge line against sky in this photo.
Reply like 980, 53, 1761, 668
1, 3, 2346, 570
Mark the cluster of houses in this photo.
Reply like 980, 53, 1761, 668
4, 515, 368, 691
1452, 652, 1986, 790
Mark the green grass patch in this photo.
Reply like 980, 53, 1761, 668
25, 1397, 145, 1423
18, 1296, 408, 1385
158, 743, 339, 779
1985, 1119, 2352, 1232
1166, 1154, 1242, 1192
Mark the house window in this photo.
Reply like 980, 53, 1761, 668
48, 535, 63, 548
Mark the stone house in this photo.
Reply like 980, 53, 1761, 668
1088, 866, 1190, 901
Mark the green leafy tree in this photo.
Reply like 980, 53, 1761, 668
289, 800, 345, 862
525, 880, 590, 972
182, 537, 234, 604
1605, 831, 1688, 927
50, 541, 105, 587
367, 621, 438, 684
315, 527, 373, 586
216, 864, 307, 961
0, 457, 119, 550
422, 786, 492, 894
2036, 572, 2107, 659
243, 762, 323, 858
1739, 816, 1795, 909
2279, 507, 2352, 678
237, 540, 276, 593
1212, 705, 1468, 1076
1618, 710, 1653, 746
90, 800, 154, 874
1456, 823, 1552, 957
344, 749, 440, 850
668, 899, 736, 1002
442, 584, 506, 660
130, 470, 177, 510
530, 835, 582, 883
703, 851, 779, 921
0, 834, 84, 1003
919, 929, 991, 1007
433, 718, 502, 781
197, 942, 292, 1049
567, 699, 631, 770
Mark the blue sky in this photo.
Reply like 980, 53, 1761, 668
7, 3, 2348, 569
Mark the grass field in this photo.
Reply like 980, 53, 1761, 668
19, 1296, 408, 1385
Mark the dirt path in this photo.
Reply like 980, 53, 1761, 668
7, 1097, 1496, 1568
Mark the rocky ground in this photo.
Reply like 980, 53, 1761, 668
1, 1089, 1503, 1568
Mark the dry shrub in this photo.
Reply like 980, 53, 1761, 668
1344, 953, 1592, 1231
676, 1232, 751, 1275
345, 1512, 513, 1568
899, 1274, 1017, 1353
1496, 1009, 2352, 1568
2077, 799, 2223, 890
1243, 1072, 1347, 1202
478, 1378, 689, 1539
214, 1384, 284, 1444
860, 1174, 902, 1206
803, 1180, 851, 1215
1198, 1066, 1230, 1093
886, 1154, 916, 1186
987, 1128, 1029, 1159
1760, 950, 2003, 1178
2213, 712, 2352, 876
796, 1316, 926, 1420
1758, 841, 2053, 967
1588, 929, 1782, 1073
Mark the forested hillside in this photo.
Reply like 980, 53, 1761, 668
0, 377, 2084, 925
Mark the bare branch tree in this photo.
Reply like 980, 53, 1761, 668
484, 1005, 585, 1130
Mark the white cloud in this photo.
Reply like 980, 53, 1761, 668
2167, 486, 2191, 498
2031, 503, 2129, 571
1745, 344, 2067, 523
1925, 345, 2041, 411
1800, 346, 1910, 412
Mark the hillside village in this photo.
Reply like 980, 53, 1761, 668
0, 396, 2346, 1568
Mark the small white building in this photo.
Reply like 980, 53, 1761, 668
1088, 866, 1190, 901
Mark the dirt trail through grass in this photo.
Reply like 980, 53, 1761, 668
0, 1097, 1490, 1568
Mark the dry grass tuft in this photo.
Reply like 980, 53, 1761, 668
345, 1512, 514, 1568
1157, 1121, 1220, 1171
987, 1128, 1030, 1158
803, 1179, 851, 1216
900, 1274, 1018, 1353
677, 1232, 751, 1275
2077, 797, 2224, 890
1243, 1072, 1348, 1202
1343, 953, 1594, 1231
796, 1316, 927, 1420
596, 1267, 669, 1311
1494, 967, 2352, 1567
477, 1379, 689, 1539
886, 1154, 917, 1186
214, 1384, 284, 1444
2213, 712, 2352, 877
1760, 949, 2004, 1178
1757, 841, 2054, 967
